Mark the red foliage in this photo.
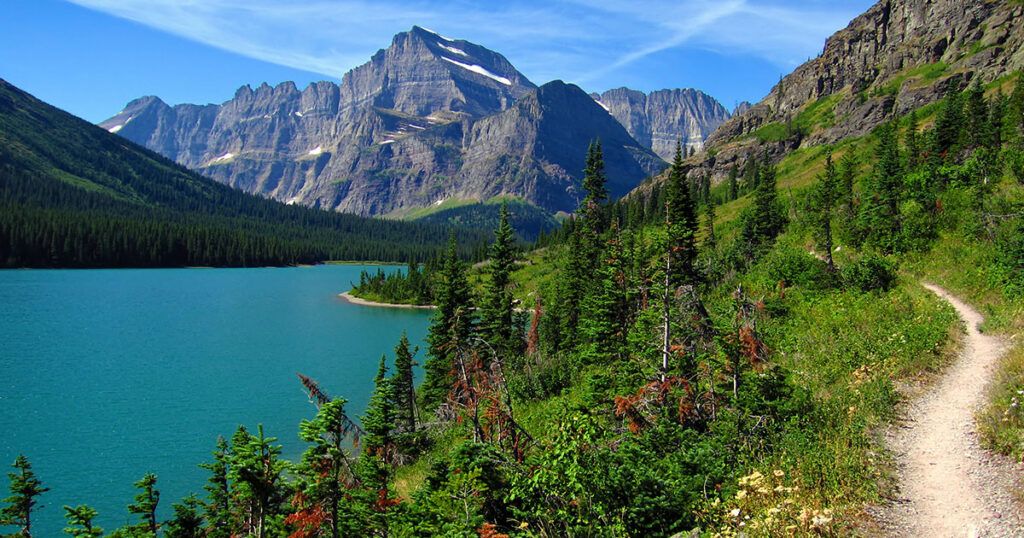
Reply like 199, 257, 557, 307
285, 491, 328, 538
478, 523, 511, 538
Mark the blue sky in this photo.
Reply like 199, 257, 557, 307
1, 0, 875, 123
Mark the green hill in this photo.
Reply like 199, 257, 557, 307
0, 78, 487, 268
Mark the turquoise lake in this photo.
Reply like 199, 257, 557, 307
0, 265, 432, 536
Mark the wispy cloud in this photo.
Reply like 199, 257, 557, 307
65, 0, 866, 88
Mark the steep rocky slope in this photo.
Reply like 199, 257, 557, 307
592, 87, 730, 159
687, 0, 1024, 183
101, 27, 665, 216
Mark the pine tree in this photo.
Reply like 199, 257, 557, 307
479, 202, 518, 360
581, 140, 609, 237
229, 425, 287, 538
391, 332, 418, 433
862, 120, 903, 253
742, 155, 759, 192
293, 396, 363, 538
579, 227, 628, 364
967, 80, 988, 150
905, 109, 921, 170
421, 233, 475, 412
1, 455, 49, 537
665, 141, 698, 288
62, 505, 103, 537
199, 437, 234, 538
126, 473, 160, 536
361, 358, 396, 493
164, 494, 203, 538
741, 157, 786, 256
813, 150, 838, 272
932, 82, 964, 160
704, 200, 717, 249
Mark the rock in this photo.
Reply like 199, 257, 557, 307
687, 0, 1024, 186
593, 87, 730, 159
100, 27, 665, 216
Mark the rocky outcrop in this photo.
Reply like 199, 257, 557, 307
688, 0, 1024, 183
100, 27, 665, 216
592, 88, 730, 160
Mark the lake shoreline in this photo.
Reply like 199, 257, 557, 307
337, 290, 436, 310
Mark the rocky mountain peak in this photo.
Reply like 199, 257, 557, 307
593, 87, 730, 160
693, 0, 1024, 185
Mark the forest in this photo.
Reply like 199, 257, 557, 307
0, 80, 488, 267
3, 75, 1024, 537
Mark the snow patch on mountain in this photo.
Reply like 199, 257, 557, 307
308, 146, 323, 156
439, 44, 469, 57
440, 57, 511, 86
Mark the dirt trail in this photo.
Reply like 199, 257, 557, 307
876, 284, 1022, 537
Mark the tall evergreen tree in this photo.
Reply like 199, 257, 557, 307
862, 120, 903, 253
580, 227, 628, 364
1, 455, 49, 537
126, 473, 160, 536
740, 157, 786, 256
905, 109, 921, 170
293, 396, 364, 538
966, 80, 988, 150
813, 150, 838, 272
421, 233, 475, 412
479, 202, 519, 360
742, 156, 759, 192
391, 332, 418, 433
665, 141, 699, 288
581, 140, 609, 237
199, 437, 234, 538
704, 200, 717, 249
228, 425, 287, 538
932, 82, 964, 159
361, 358, 396, 496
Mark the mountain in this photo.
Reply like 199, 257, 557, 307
102, 27, 665, 218
591, 88, 731, 159
0, 78, 487, 268
689, 0, 1024, 182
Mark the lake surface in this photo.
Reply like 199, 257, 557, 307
0, 265, 431, 536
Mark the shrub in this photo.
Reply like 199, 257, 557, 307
841, 252, 898, 292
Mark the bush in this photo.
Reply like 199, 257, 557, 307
841, 252, 898, 292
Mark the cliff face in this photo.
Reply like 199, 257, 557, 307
100, 27, 665, 216
593, 88, 730, 160
690, 0, 1024, 182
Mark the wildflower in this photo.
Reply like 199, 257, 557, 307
730, 508, 741, 518
773, 469, 784, 477
736, 490, 748, 500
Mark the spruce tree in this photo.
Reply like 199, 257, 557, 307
361, 357, 396, 493
665, 141, 699, 288
62, 505, 103, 537
813, 150, 838, 272
294, 397, 363, 538
579, 228, 627, 364
126, 473, 160, 536
905, 109, 921, 171
862, 120, 903, 253
704, 200, 717, 249
421, 233, 475, 412
967, 80, 988, 150
479, 202, 518, 360
932, 82, 964, 159
1, 455, 49, 537
391, 332, 418, 433
228, 425, 287, 538
199, 437, 234, 538
741, 158, 786, 256
581, 140, 609, 237
164, 494, 203, 538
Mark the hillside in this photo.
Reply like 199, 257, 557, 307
686, 0, 1024, 184
0, 78, 487, 268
